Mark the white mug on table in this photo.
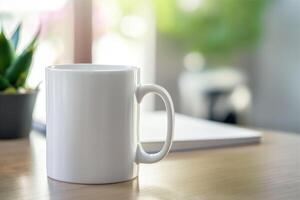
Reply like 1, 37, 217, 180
46, 64, 174, 184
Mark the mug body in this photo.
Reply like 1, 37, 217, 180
46, 64, 140, 184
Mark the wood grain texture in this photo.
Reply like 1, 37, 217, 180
0, 131, 299, 200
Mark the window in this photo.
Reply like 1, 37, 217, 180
0, 0, 156, 124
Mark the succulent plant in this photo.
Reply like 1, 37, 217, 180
0, 23, 40, 93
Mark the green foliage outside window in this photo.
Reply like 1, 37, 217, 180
154, 0, 268, 63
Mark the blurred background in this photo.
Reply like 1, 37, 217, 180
0, 0, 299, 133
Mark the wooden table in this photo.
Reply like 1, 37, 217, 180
0, 131, 299, 200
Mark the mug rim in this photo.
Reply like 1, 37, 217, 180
46, 64, 138, 72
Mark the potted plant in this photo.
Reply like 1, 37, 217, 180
0, 24, 40, 139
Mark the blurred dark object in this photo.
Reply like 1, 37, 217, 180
179, 68, 251, 124
206, 89, 237, 124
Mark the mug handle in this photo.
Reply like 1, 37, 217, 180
136, 84, 175, 163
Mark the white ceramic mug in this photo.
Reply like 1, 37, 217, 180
46, 64, 174, 184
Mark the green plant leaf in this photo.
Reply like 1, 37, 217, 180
4, 25, 40, 86
0, 74, 11, 91
5, 45, 34, 85
0, 30, 14, 75
15, 71, 27, 88
28, 25, 41, 49
10, 23, 22, 50
3, 86, 17, 94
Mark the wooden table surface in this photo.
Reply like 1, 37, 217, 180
0, 131, 299, 200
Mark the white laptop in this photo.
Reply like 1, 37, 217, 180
140, 111, 261, 152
